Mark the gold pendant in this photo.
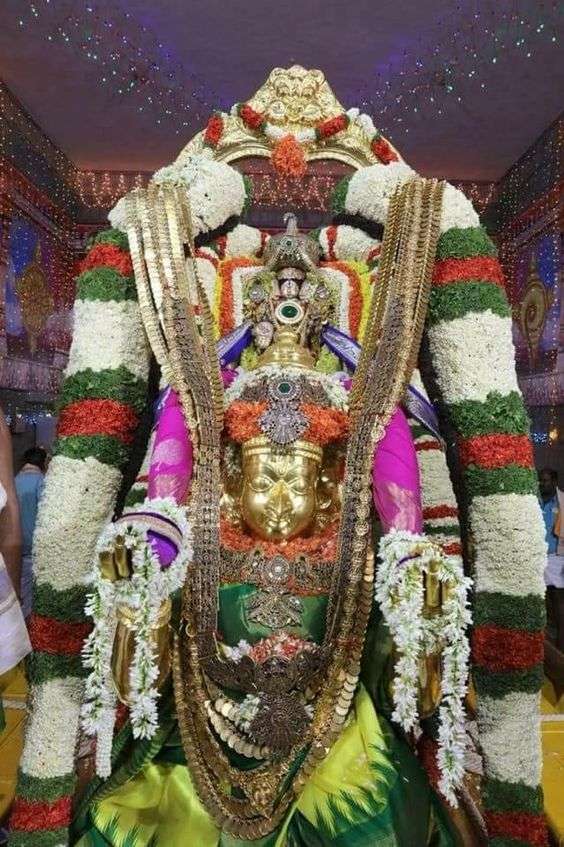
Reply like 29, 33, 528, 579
245, 587, 303, 630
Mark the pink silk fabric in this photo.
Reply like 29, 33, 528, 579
372, 407, 423, 534
148, 388, 193, 504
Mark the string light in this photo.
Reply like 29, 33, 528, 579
75, 170, 148, 208
16, 0, 226, 129
361, 1, 562, 135
495, 115, 563, 450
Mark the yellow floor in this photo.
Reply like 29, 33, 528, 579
541, 680, 564, 845
1, 669, 563, 839
0, 665, 27, 822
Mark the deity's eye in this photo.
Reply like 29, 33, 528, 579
289, 478, 309, 495
249, 476, 272, 493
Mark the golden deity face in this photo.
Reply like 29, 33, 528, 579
240, 439, 322, 541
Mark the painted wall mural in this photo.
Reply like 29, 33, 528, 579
4, 214, 73, 362
512, 231, 561, 375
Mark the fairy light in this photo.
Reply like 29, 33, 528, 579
16, 0, 226, 129
495, 115, 563, 449
361, 1, 562, 136
74, 171, 149, 208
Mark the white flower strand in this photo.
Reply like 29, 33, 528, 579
375, 529, 472, 805
81, 497, 191, 777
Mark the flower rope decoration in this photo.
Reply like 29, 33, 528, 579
375, 530, 472, 805
9, 228, 151, 847
81, 497, 191, 777
199, 105, 398, 172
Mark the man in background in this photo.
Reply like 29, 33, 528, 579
15, 447, 47, 619
539, 467, 564, 653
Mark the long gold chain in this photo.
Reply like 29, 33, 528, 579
126, 177, 444, 837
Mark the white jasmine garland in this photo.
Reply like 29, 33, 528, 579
68, 299, 150, 381
108, 195, 128, 232
345, 162, 415, 225
318, 225, 380, 263
152, 157, 247, 237
193, 255, 218, 310
469, 494, 546, 597
440, 183, 480, 233
81, 497, 192, 776
19, 678, 84, 779
225, 224, 266, 258
426, 311, 519, 405
375, 529, 472, 805
224, 364, 349, 410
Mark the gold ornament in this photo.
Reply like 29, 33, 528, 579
516, 253, 552, 367
176, 65, 401, 169
14, 242, 54, 354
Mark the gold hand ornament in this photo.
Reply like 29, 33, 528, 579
98, 534, 172, 703
418, 558, 453, 718
98, 535, 133, 582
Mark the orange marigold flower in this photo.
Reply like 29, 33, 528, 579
272, 135, 307, 178
224, 401, 349, 446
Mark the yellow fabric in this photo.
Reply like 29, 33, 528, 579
81, 686, 401, 847
295, 686, 394, 834
88, 760, 219, 846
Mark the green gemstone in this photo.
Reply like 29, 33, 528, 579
278, 381, 292, 394
281, 304, 298, 318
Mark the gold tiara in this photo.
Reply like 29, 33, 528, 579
241, 435, 323, 462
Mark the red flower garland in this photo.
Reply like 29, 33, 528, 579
371, 137, 399, 164
417, 736, 441, 793
459, 433, 534, 470
215, 235, 228, 259
238, 103, 266, 131
79, 243, 133, 277
326, 225, 338, 261
28, 614, 91, 655
472, 626, 544, 671
195, 248, 219, 269
203, 113, 224, 148
316, 114, 349, 140
10, 796, 72, 831
484, 811, 548, 847
58, 399, 139, 444
423, 505, 459, 521
442, 541, 462, 556
432, 256, 506, 288
415, 440, 442, 452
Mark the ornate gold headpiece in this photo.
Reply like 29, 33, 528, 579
175, 65, 401, 170
242, 435, 323, 462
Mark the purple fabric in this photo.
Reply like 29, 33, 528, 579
372, 407, 423, 534
217, 321, 253, 367
222, 368, 237, 388
148, 387, 193, 505
147, 530, 178, 569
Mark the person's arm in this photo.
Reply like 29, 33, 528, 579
0, 410, 23, 598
